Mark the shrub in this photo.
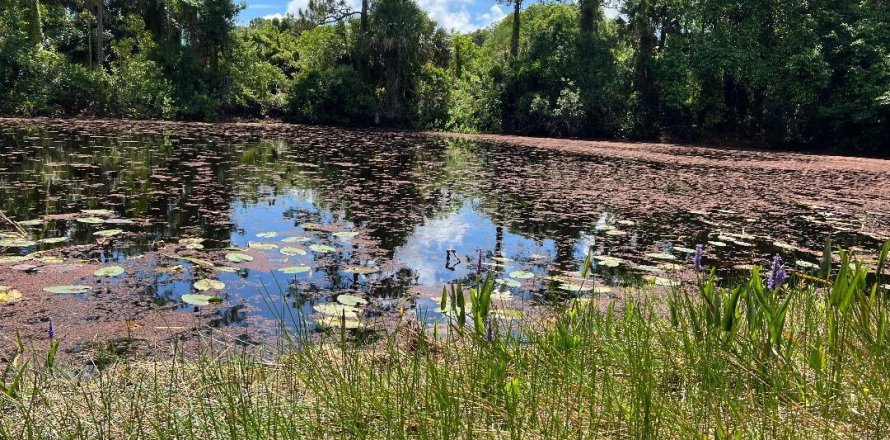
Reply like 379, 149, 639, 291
287, 66, 376, 127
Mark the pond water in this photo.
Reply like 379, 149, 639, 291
0, 120, 887, 338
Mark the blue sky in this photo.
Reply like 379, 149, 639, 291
240, 1, 510, 32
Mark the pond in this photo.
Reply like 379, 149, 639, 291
1, 119, 888, 353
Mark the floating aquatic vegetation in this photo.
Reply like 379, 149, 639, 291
18, 219, 44, 226
76, 217, 104, 224
0, 286, 22, 303
490, 289, 514, 301
343, 266, 379, 275
44, 285, 91, 294
214, 266, 238, 273
645, 252, 676, 261
646, 276, 680, 288
495, 278, 521, 288
280, 246, 307, 256
0, 256, 29, 264
333, 231, 358, 239
482, 261, 505, 268
256, 232, 279, 238
94, 229, 124, 238
104, 218, 135, 225
225, 253, 253, 263
617, 220, 636, 226
674, 246, 696, 254
309, 244, 336, 253
300, 223, 324, 231
558, 283, 594, 292
36, 256, 63, 264
316, 315, 363, 329
0, 238, 37, 247
279, 266, 311, 274
708, 241, 728, 247
337, 294, 368, 306
509, 271, 534, 279
314, 303, 358, 318
82, 209, 114, 216
180, 238, 205, 250
94, 266, 125, 277
491, 256, 513, 263
593, 256, 622, 267
281, 236, 311, 243
248, 242, 279, 250
181, 294, 221, 306
795, 260, 818, 269
605, 229, 627, 236
38, 237, 68, 244
194, 279, 225, 291
529, 253, 547, 260
492, 308, 523, 320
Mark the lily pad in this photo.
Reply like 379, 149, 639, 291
495, 278, 521, 288
594, 256, 623, 267
0, 286, 22, 303
76, 217, 105, 224
558, 283, 594, 292
194, 279, 225, 291
94, 266, 125, 277
180, 238, 205, 249
104, 218, 135, 225
617, 220, 636, 226
225, 253, 253, 263
333, 231, 359, 239
337, 294, 368, 306
314, 303, 358, 318
509, 271, 535, 280
248, 242, 279, 250
673, 246, 696, 254
279, 266, 311, 274
492, 308, 524, 320
647, 276, 681, 288
280, 246, 308, 256
181, 294, 221, 306
256, 232, 279, 238
36, 256, 64, 264
708, 241, 728, 247
213, 266, 238, 273
309, 244, 336, 253
491, 256, 513, 263
0, 256, 29, 264
38, 237, 68, 244
281, 236, 311, 243
18, 219, 44, 226
94, 229, 124, 238
44, 285, 91, 294
82, 209, 114, 216
795, 260, 818, 269
645, 252, 676, 261
343, 266, 379, 275
0, 239, 37, 247
605, 229, 627, 236
316, 315, 363, 329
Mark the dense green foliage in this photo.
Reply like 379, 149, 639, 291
1, 0, 888, 151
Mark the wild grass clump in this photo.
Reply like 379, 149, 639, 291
1, 242, 889, 439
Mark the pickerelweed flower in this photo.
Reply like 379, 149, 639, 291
484, 316, 494, 342
693, 244, 704, 271
768, 255, 788, 290
48, 319, 55, 340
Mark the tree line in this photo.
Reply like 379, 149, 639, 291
1, 0, 888, 152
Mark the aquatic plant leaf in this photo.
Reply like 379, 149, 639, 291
309, 244, 336, 253
38, 237, 68, 244
44, 285, 91, 294
795, 260, 818, 269
333, 231, 358, 239
617, 220, 636, 226
248, 242, 279, 250
194, 279, 225, 291
314, 303, 358, 318
605, 229, 626, 236
256, 232, 278, 238
337, 294, 368, 306
76, 217, 105, 224
94, 229, 124, 238
0, 238, 37, 247
214, 266, 238, 273
82, 209, 114, 216
645, 253, 676, 261
491, 256, 513, 262
0, 286, 22, 303
495, 278, 521, 288
279, 266, 311, 274
558, 283, 593, 292
708, 241, 728, 247
94, 266, 125, 277
492, 308, 524, 320
0, 256, 29, 264
343, 266, 379, 275
280, 247, 307, 256
36, 256, 64, 264
18, 219, 44, 226
674, 246, 696, 254
316, 316, 363, 329
104, 218, 135, 225
301, 223, 324, 231
509, 271, 534, 280
225, 253, 253, 263
281, 236, 311, 243
181, 294, 221, 306
647, 276, 680, 288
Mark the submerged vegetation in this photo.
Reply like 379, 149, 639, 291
1, 241, 889, 438
1, 0, 889, 151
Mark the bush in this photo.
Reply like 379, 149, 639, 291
286, 66, 377, 127
46, 61, 111, 117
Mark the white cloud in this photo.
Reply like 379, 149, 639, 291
262, 13, 286, 20
278, 0, 505, 32
477, 4, 507, 28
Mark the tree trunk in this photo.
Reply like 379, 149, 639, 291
510, 1, 521, 60
96, 0, 104, 68
360, 0, 368, 33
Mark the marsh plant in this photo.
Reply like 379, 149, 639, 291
1, 241, 889, 439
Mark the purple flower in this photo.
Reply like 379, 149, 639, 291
476, 249, 483, 277
484, 316, 494, 342
693, 244, 704, 271
48, 319, 55, 340
768, 255, 788, 290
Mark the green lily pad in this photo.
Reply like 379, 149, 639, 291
558, 283, 594, 292
310, 244, 336, 253
605, 229, 627, 236
0, 286, 22, 303
673, 246, 696, 254
492, 308, 524, 320
82, 209, 114, 216
496, 278, 521, 288
94, 229, 124, 238
38, 237, 68, 244
76, 217, 105, 224
194, 279, 225, 291
18, 219, 44, 226
337, 294, 368, 306
316, 315, 363, 329
214, 266, 238, 273
333, 231, 359, 239
180, 238, 205, 249
708, 241, 728, 248
795, 260, 818, 269
94, 266, 125, 277
491, 291, 514, 301
44, 285, 91, 294
104, 218, 135, 225
343, 266, 379, 275
0, 256, 29, 264
225, 253, 253, 263
491, 256, 513, 262
256, 232, 279, 238
281, 236, 311, 243
617, 220, 636, 226
0, 238, 37, 247
645, 253, 676, 261
647, 276, 680, 288
248, 242, 279, 250
280, 246, 308, 256
314, 303, 358, 318
181, 294, 221, 306
36, 256, 64, 264
509, 271, 534, 280
279, 266, 311, 274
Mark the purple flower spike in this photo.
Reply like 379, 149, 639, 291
768, 255, 788, 290
48, 319, 55, 340
693, 244, 704, 271
484, 316, 494, 342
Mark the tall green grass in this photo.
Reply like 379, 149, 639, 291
1, 242, 888, 439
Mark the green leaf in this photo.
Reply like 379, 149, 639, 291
280, 246, 308, 256
194, 279, 225, 291
279, 266, 311, 274
337, 294, 368, 306
181, 294, 221, 306
94, 266, 125, 277
76, 217, 105, 224
94, 229, 124, 238
509, 270, 535, 280
333, 231, 359, 239
44, 285, 91, 294
309, 244, 336, 253
225, 253, 253, 263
